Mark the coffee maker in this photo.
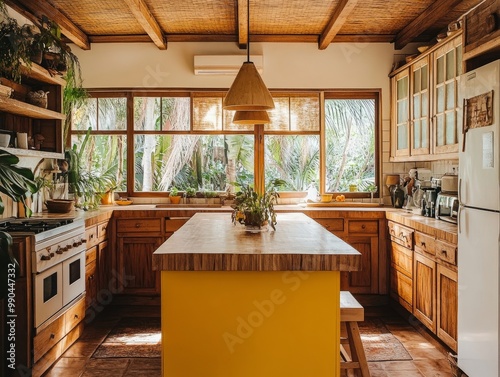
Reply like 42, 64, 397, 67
420, 178, 441, 217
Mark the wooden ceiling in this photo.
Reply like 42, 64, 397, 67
6, 0, 483, 51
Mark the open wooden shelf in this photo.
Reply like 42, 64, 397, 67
0, 96, 66, 120
0, 146, 63, 159
20, 63, 66, 86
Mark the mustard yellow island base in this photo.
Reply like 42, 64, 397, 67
161, 270, 340, 376
152, 213, 361, 377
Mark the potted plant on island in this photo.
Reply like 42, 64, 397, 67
169, 186, 182, 204
231, 179, 285, 231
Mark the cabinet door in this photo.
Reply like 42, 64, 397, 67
392, 69, 410, 157
342, 236, 379, 294
437, 264, 458, 351
410, 57, 430, 156
433, 37, 462, 155
97, 240, 111, 293
117, 236, 164, 295
413, 253, 436, 332
85, 258, 97, 310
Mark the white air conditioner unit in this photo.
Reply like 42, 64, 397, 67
194, 55, 263, 75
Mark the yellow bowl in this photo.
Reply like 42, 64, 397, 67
320, 194, 333, 203
115, 200, 133, 206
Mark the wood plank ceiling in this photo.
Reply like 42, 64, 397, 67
5, 0, 483, 51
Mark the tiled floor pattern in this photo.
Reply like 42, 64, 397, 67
43, 305, 454, 377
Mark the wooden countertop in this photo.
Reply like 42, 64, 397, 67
152, 212, 361, 272
386, 210, 457, 244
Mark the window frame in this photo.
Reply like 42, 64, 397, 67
69, 89, 381, 199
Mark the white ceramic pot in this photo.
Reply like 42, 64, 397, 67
0, 133, 10, 147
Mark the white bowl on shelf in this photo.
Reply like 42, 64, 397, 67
0, 134, 10, 147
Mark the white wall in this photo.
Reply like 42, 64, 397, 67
72, 42, 396, 118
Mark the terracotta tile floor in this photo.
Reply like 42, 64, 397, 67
43, 304, 454, 377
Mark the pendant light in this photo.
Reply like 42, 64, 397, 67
233, 110, 270, 124
223, 0, 274, 111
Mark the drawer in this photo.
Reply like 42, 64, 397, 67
314, 218, 344, 233
348, 220, 378, 234
97, 221, 109, 241
85, 246, 97, 265
117, 218, 162, 233
85, 226, 98, 248
388, 221, 413, 249
414, 232, 436, 256
390, 241, 413, 278
33, 313, 65, 362
436, 239, 457, 266
65, 295, 86, 333
165, 217, 189, 232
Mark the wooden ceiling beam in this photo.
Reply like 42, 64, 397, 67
237, 0, 248, 49
394, 0, 464, 50
5, 0, 90, 50
319, 0, 360, 50
123, 0, 167, 50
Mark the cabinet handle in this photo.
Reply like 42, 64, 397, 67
442, 250, 448, 256
421, 242, 426, 248
135, 223, 141, 228
74, 314, 79, 319
50, 333, 55, 340
361, 224, 366, 229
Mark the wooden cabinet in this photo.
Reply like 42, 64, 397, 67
463, 0, 500, 71
389, 241, 413, 312
437, 264, 458, 350
432, 37, 462, 155
413, 252, 436, 332
84, 218, 111, 312
388, 218, 458, 351
85, 246, 98, 310
117, 236, 164, 295
390, 33, 462, 161
0, 63, 65, 159
391, 68, 410, 158
311, 213, 386, 295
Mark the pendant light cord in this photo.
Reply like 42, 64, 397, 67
247, 0, 250, 62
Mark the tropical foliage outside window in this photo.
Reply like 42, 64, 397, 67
70, 90, 379, 196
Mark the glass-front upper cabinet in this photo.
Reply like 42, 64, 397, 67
410, 57, 430, 156
433, 37, 462, 155
391, 69, 410, 158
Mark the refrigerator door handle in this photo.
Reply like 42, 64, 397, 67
458, 204, 462, 234
458, 177, 463, 205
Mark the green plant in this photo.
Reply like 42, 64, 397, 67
185, 187, 196, 198
169, 186, 179, 197
0, 17, 34, 83
231, 179, 285, 231
0, 150, 37, 216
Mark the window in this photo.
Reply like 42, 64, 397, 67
70, 90, 379, 197
324, 94, 377, 193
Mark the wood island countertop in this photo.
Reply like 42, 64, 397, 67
152, 212, 361, 272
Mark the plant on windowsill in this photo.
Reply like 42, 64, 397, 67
231, 179, 285, 231
169, 186, 182, 204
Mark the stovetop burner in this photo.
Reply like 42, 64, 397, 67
0, 219, 74, 234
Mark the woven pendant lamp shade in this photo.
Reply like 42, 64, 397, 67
223, 62, 275, 111
233, 110, 270, 124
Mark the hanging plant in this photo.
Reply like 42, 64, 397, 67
0, 150, 37, 217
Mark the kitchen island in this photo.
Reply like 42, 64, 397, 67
152, 212, 361, 377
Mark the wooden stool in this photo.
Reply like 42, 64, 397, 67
340, 291, 370, 377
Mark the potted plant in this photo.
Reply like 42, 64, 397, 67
0, 16, 34, 84
231, 179, 285, 231
169, 186, 182, 204
0, 150, 37, 217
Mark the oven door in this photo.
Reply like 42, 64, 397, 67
62, 251, 85, 306
34, 264, 63, 328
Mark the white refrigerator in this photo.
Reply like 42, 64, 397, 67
458, 59, 500, 377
